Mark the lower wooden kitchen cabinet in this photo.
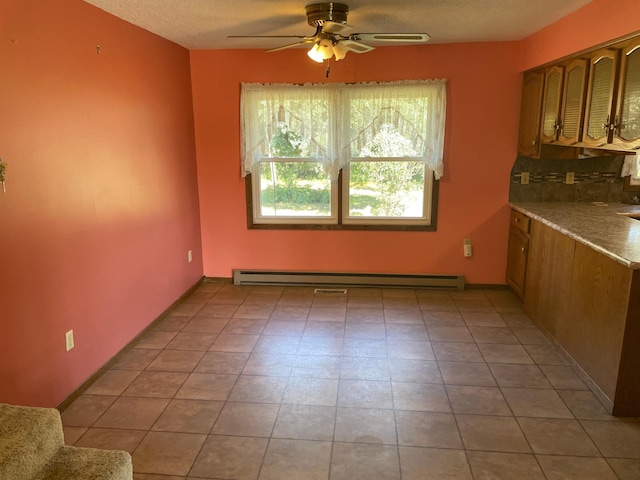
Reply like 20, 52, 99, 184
506, 209, 640, 415
505, 210, 530, 299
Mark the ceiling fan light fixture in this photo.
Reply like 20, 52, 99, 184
332, 41, 349, 61
307, 44, 326, 63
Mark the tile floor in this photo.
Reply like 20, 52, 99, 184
60, 282, 640, 480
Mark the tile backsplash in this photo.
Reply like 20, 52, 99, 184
509, 155, 638, 203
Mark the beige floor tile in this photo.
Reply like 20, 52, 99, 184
303, 321, 345, 337
344, 321, 387, 339
262, 320, 306, 336
209, 292, 249, 305
500, 313, 536, 329
386, 340, 435, 360
228, 375, 287, 403
308, 307, 347, 322
182, 317, 229, 334
439, 361, 496, 386
454, 299, 496, 313
422, 311, 465, 326
135, 331, 178, 349
557, 390, 625, 421
523, 344, 569, 365
389, 359, 442, 384
122, 371, 189, 398
386, 323, 429, 341
190, 435, 268, 480
240, 294, 280, 307
383, 309, 424, 324
581, 420, 640, 458
254, 335, 301, 354
334, 407, 397, 444
297, 336, 343, 355
338, 379, 393, 409
212, 402, 279, 437
222, 318, 268, 334
342, 338, 388, 357
502, 388, 573, 418
457, 414, 531, 453
74, 427, 146, 453
170, 302, 202, 316
282, 377, 339, 406
399, 446, 472, 480
113, 348, 161, 370
146, 350, 205, 372
539, 365, 588, 390
469, 326, 520, 344
132, 431, 206, 476
330, 442, 400, 480
607, 458, 640, 479
197, 303, 239, 317
340, 356, 390, 381
446, 386, 511, 415
277, 295, 314, 308
272, 404, 336, 441
166, 332, 218, 351
249, 286, 284, 295
392, 382, 450, 412
94, 397, 169, 430
175, 373, 237, 401
536, 455, 618, 480
291, 354, 341, 379
62, 426, 87, 445
488, 364, 552, 389
461, 312, 507, 327
518, 417, 600, 456
194, 351, 249, 374
427, 325, 473, 343
209, 333, 259, 353
312, 295, 348, 307
432, 342, 484, 363
270, 306, 310, 321
232, 305, 273, 320
467, 451, 545, 480
61, 394, 117, 427
383, 298, 420, 310
478, 344, 534, 364
419, 298, 458, 312
346, 307, 384, 322
241, 353, 295, 377
152, 399, 223, 434
259, 439, 331, 480
396, 410, 462, 448
511, 327, 550, 345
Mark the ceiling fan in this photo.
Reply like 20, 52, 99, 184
229, 2, 430, 63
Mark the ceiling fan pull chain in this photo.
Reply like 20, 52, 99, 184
326, 61, 331, 78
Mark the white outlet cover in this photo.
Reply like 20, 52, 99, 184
65, 330, 74, 351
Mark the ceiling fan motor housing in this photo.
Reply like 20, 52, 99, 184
305, 3, 349, 27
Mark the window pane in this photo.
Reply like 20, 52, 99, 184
349, 161, 425, 217
259, 162, 331, 217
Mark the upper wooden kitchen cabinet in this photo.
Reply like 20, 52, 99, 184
517, 71, 545, 157
582, 48, 620, 148
540, 59, 589, 146
612, 39, 640, 150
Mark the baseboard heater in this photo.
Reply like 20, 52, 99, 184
233, 270, 465, 290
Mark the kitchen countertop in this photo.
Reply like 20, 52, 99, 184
509, 202, 640, 269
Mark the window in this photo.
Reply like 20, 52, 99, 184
241, 80, 447, 229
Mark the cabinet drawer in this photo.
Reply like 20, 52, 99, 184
510, 210, 531, 234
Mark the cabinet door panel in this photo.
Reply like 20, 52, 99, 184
540, 67, 564, 143
614, 42, 640, 149
517, 71, 545, 158
557, 59, 588, 145
506, 227, 528, 299
583, 50, 618, 147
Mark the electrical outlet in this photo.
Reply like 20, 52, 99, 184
65, 330, 74, 352
463, 238, 473, 258
187, 250, 193, 263
565, 172, 575, 184
520, 172, 530, 185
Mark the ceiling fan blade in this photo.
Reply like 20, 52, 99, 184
350, 33, 431, 43
266, 39, 316, 52
228, 35, 310, 39
322, 21, 354, 36
339, 39, 375, 54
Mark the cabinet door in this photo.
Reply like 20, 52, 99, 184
517, 71, 545, 157
506, 227, 529, 299
613, 41, 640, 149
540, 66, 564, 143
557, 59, 589, 145
583, 49, 619, 147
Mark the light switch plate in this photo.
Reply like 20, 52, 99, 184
521, 172, 530, 185
566, 172, 575, 184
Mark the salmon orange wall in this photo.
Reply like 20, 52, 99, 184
0, 0, 202, 407
190, 43, 522, 284
520, 0, 640, 71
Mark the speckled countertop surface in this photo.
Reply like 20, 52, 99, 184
509, 202, 640, 269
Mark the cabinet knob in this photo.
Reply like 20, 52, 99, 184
515, 218, 520, 222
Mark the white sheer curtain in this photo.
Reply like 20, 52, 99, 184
241, 79, 447, 180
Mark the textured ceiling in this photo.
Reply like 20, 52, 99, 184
82, 0, 593, 50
